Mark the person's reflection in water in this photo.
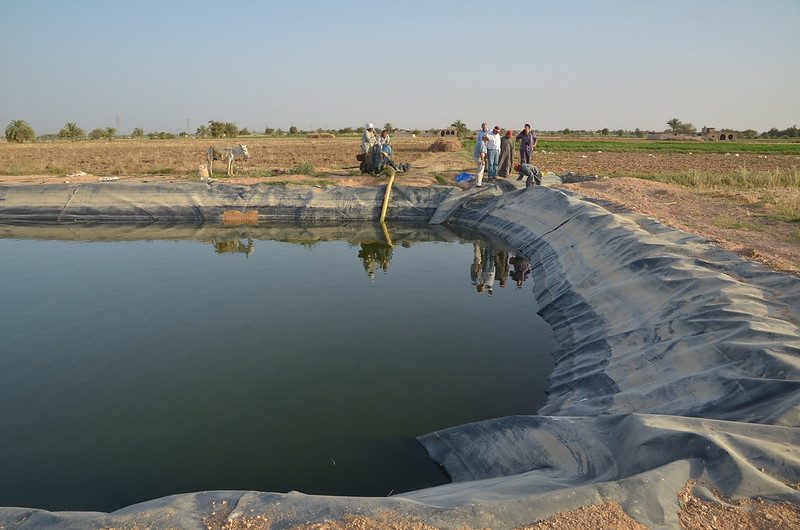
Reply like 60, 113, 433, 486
213, 237, 254, 257
509, 254, 531, 289
358, 241, 393, 280
477, 242, 496, 295
495, 248, 509, 289
470, 241, 484, 289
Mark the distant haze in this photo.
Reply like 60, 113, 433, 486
1, 0, 798, 134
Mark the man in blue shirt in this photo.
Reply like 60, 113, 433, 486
515, 123, 537, 165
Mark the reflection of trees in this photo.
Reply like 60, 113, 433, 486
358, 241, 393, 279
212, 237, 254, 257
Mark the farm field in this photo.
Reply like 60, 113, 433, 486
1, 136, 799, 182
1, 136, 797, 273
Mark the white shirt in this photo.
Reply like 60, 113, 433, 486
487, 131, 501, 150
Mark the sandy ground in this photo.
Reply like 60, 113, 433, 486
196, 482, 800, 529
560, 177, 799, 275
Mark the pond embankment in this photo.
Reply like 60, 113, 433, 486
0, 182, 798, 529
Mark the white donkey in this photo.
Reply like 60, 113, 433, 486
207, 144, 250, 176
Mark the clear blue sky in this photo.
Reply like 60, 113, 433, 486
1, 0, 798, 134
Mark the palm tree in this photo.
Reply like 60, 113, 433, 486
195, 124, 209, 138
59, 122, 85, 140
383, 122, 395, 133
104, 127, 117, 141
666, 118, 682, 132
5, 119, 35, 143
450, 119, 468, 137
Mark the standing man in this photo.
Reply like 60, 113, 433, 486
498, 129, 515, 178
476, 122, 489, 144
473, 134, 489, 187
516, 123, 537, 165
486, 125, 502, 180
360, 123, 377, 173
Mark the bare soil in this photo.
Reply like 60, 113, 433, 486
516, 501, 647, 529
678, 481, 800, 530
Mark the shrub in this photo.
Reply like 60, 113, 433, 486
288, 162, 315, 175
131, 127, 144, 138
88, 128, 105, 140
147, 131, 176, 140
289, 125, 298, 134
5, 119, 35, 143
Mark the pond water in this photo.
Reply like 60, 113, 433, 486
0, 224, 556, 512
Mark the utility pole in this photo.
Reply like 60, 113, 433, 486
115, 115, 121, 131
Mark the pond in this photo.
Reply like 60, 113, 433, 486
0, 223, 556, 512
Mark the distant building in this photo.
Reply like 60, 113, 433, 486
647, 127, 737, 141
647, 131, 700, 141
438, 128, 458, 137
702, 127, 736, 141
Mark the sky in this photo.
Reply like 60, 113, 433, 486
1, 0, 798, 134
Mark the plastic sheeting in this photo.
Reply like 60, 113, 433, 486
0, 183, 798, 529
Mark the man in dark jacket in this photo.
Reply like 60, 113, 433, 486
514, 163, 542, 188
515, 123, 537, 164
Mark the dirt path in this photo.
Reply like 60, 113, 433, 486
560, 177, 799, 275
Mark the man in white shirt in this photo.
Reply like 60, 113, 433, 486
486, 125, 502, 180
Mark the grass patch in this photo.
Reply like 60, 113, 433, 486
789, 229, 800, 244
0, 161, 40, 175
761, 193, 800, 223
143, 167, 176, 175
631, 168, 800, 190
712, 218, 764, 231
538, 139, 800, 155
431, 172, 449, 185
287, 162, 316, 175
237, 168, 278, 178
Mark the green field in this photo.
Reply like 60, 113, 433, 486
537, 139, 800, 155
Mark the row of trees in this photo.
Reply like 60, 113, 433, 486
57, 123, 118, 140
5, 118, 800, 143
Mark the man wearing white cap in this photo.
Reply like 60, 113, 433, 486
361, 123, 377, 157
359, 123, 378, 173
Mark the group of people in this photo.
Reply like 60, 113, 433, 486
473, 122, 542, 188
471, 241, 532, 295
359, 123, 410, 174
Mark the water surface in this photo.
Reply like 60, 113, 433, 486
0, 224, 555, 511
